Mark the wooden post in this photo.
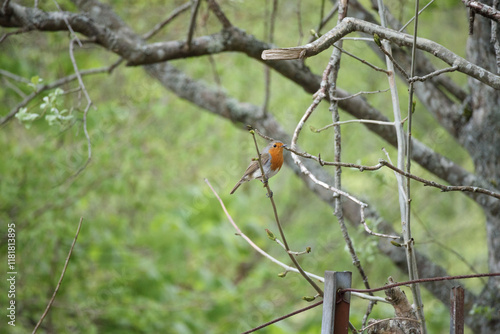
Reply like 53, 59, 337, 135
450, 286, 465, 334
321, 271, 352, 334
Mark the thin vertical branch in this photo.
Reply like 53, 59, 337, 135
491, 0, 500, 73
329, 0, 375, 325
263, 0, 279, 114
249, 132, 324, 297
68, 38, 93, 178
32, 217, 84, 334
296, 0, 304, 45
405, 0, 426, 331
186, 0, 201, 50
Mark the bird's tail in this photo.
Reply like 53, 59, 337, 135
230, 182, 242, 194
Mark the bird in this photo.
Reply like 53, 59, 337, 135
230, 141, 286, 194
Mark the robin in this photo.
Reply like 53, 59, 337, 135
230, 141, 287, 194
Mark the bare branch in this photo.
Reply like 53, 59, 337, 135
462, 0, 500, 22
186, 0, 201, 50
408, 65, 459, 83
68, 38, 92, 176
32, 217, 84, 334
142, 2, 191, 40
261, 17, 500, 89
206, 0, 232, 29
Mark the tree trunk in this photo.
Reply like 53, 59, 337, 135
465, 2, 500, 332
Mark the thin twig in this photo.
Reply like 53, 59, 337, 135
282, 143, 500, 200
377, 41, 409, 79
204, 178, 387, 305
204, 178, 325, 281
68, 38, 92, 178
312, 117, 394, 133
399, 0, 435, 32
409, 65, 459, 83
379, 160, 500, 199
206, 0, 232, 28
329, 0, 375, 311
405, 0, 427, 329
333, 44, 390, 74
262, 0, 278, 114
142, 2, 191, 40
342, 272, 500, 294
52, 0, 81, 46
240, 301, 323, 334
0, 28, 30, 43
32, 217, 84, 334
331, 88, 390, 101
0, 69, 31, 83
360, 208, 400, 239
308, 2, 338, 43
296, 0, 304, 45
186, 0, 202, 50
249, 132, 324, 297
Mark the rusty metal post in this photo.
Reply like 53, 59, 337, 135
450, 286, 465, 334
321, 271, 352, 334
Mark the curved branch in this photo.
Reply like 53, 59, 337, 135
262, 17, 500, 89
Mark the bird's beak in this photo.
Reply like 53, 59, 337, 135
283, 144, 288, 148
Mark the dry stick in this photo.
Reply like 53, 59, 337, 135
32, 217, 84, 334
249, 131, 324, 297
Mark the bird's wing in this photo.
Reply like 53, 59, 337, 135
242, 152, 270, 177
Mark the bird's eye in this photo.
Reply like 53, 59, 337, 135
273, 144, 277, 147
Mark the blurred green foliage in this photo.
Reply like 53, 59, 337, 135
0, 1, 485, 333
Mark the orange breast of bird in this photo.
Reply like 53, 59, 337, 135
269, 146, 284, 172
